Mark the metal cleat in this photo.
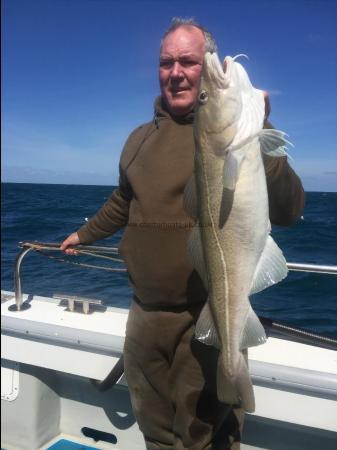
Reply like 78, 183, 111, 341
53, 294, 102, 314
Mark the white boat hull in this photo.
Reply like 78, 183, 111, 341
2, 292, 337, 449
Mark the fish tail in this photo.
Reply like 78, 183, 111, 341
217, 352, 255, 413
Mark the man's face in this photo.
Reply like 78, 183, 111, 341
159, 26, 205, 116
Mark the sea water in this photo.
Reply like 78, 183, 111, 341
1, 183, 337, 338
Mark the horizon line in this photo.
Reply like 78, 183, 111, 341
1, 180, 336, 194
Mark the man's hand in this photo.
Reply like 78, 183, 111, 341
60, 232, 80, 255
263, 91, 271, 121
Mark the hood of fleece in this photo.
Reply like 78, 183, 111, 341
154, 96, 194, 125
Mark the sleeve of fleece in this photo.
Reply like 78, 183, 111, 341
77, 164, 132, 244
263, 120, 305, 226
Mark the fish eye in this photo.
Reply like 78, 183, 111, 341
198, 90, 208, 104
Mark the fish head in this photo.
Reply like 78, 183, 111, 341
194, 53, 242, 154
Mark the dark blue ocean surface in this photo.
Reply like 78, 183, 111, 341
2, 183, 337, 338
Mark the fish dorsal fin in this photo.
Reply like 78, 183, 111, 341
195, 301, 220, 348
223, 149, 246, 190
250, 235, 288, 295
259, 129, 293, 158
230, 61, 265, 147
239, 305, 267, 350
187, 226, 208, 290
183, 174, 198, 219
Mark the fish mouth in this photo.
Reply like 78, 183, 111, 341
204, 52, 232, 89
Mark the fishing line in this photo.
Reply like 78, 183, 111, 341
20, 242, 127, 273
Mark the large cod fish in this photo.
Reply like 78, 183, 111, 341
185, 53, 290, 412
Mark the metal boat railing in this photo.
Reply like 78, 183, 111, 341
9, 241, 337, 312
5, 241, 337, 392
286, 262, 337, 275
10, 242, 124, 311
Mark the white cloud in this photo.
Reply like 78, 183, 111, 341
291, 158, 337, 192
1, 165, 117, 185
268, 89, 282, 97
1, 120, 129, 184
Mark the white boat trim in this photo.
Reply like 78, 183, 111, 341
2, 290, 337, 449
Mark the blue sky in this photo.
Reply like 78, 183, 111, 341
2, 0, 337, 191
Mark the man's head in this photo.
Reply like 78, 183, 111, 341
159, 18, 217, 117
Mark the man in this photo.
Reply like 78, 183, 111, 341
61, 19, 304, 450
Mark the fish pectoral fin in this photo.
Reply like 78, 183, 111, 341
239, 305, 267, 350
183, 174, 198, 219
259, 128, 293, 158
187, 226, 208, 290
222, 149, 246, 190
195, 301, 220, 348
250, 235, 288, 295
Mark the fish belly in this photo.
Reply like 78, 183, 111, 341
219, 141, 269, 355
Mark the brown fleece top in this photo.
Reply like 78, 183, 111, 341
77, 97, 304, 307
